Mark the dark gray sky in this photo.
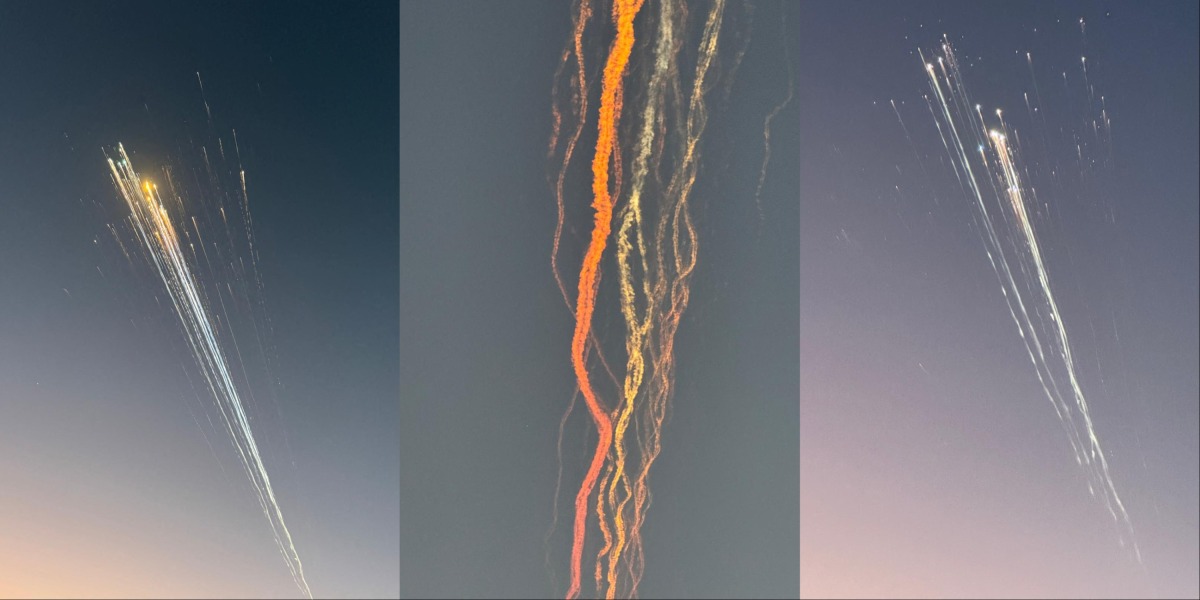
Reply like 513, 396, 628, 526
400, 1, 799, 598
0, 2, 398, 597
800, 2, 1198, 598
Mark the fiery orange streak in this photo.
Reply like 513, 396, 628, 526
548, 0, 627, 406
566, 0, 644, 598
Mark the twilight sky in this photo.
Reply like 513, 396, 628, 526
0, 2, 398, 598
799, 2, 1198, 598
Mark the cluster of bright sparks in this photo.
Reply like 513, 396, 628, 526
105, 139, 313, 597
546, 0, 789, 597
917, 38, 1139, 562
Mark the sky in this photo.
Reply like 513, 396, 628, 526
0, 2, 398, 598
799, 2, 1198, 599
400, 1, 799, 598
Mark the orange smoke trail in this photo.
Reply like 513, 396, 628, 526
548, 0, 628, 412
550, 0, 592, 311
550, 1, 744, 596
566, 1, 644, 598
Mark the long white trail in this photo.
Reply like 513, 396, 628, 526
921, 42, 1140, 562
106, 144, 314, 597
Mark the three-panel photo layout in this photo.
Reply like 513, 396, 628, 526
1, 1, 1196, 599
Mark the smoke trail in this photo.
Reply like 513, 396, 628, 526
547, 1, 756, 596
615, 3, 726, 597
566, 1, 645, 598
602, 1, 675, 595
921, 40, 1140, 562
548, 0, 627, 415
754, 5, 794, 228
106, 144, 314, 597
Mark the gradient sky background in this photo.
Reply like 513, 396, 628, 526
800, 2, 1198, 598
400, 1, 799, 598
0, 2, 398, 598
